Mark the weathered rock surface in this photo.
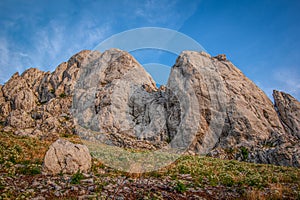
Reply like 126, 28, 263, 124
1, 48, 299, 167
167, 51, 299, 167
273, 90, 300, 139
43, 139, 91, 174
0, 50, 90, 137
73, 49, 169, 149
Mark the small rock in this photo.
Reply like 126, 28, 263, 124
79, 189, 86, 195
31, 180, 40, 187
54, 184, 62, 191
54, 191, 61, 197
78, 195, 97, 200
87, 186, 95, 192
213, 54, 227, 61
71, 186, 79, 191
81, 178, 94, 184
82, 173, 92, 178
27, 189, 35, 193
41, 189, 48, 193
199, 51, 211, 58
31, 196, 46, 200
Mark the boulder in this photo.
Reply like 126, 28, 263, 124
43, 139, 91, 175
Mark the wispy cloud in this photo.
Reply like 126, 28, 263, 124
0, 37, 32, 83
0, 0, 202, 84
0, 38, 9, 68
0, 10, 111, 80
0, 38, 9, 83
132, 0, 201, 28
272, 67, 300, 100
254, 67, 300, 101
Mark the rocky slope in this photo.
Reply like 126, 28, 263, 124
0, 50, 90, 138
0, 49, 299, 167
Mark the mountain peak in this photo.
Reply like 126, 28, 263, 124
0, 49, 299, 167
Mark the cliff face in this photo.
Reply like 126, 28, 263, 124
167, 51, 299, 167
273, 90, 300, 139
0, 49, 299, 167
0, 50, 90, 138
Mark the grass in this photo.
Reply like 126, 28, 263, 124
162, 156, 300, 188
0, 131, 51, 165
0, 131, 299, 199
240, 146, 249, 161
0, 131, 80, 175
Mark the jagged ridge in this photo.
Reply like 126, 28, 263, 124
0, 49, 299, 167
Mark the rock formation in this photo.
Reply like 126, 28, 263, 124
176, 52, 299, 167
0, 50, 90, 138
273, 90, 300, 139
1, 48, 299, 167
43, 139, 92, 175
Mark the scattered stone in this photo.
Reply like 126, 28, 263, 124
71, 186, 79, 191
31, 196, 46, 200
81, 178, 94, 184
78, 195, 97, 200
87, 185, 95, 192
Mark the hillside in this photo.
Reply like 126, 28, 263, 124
0, 49, 300, 199
0, 131, 299, 199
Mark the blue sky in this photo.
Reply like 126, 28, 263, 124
0, 0, 299, 100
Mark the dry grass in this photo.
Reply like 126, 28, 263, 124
0, 131, 299, 199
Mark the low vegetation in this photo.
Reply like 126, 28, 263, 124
0, 131, 299, 199
59, 92, 67, 98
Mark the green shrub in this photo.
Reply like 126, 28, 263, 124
19, 164, 41, 175
71, 170, 84, 184
174, 181, 187, 193
59, 93, 67, 98
220, 174, 234, 187
240, 146, 249, 161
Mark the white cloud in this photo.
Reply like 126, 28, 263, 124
133, 0, 201, 28
0, 18, 111, 83
0, 38, 9, 69
250, 67, 300, 102
272, 68, 300, 100
0, 0, 202, 84
0, 37, 31, 83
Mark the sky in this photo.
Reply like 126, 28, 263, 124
0, 0, 299, 100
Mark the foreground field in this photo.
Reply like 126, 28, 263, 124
0, 131, 299, 200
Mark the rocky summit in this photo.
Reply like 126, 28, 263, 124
0, 48, 299, 167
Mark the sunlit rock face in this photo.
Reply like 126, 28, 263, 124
167, 51, 299, 167
1, 48, 299, 167
273, 90, 300, 139
0, 50, 90, 138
